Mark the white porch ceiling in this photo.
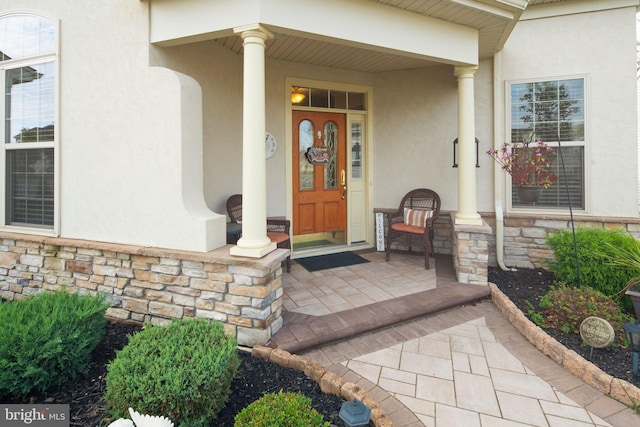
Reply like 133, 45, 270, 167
212, 0, 541, 73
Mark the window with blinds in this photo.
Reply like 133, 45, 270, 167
1, 14, 57, 228
509, 78, 585, 210
7, 149, 54, 226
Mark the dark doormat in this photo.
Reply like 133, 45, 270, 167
296, 252, 370, 272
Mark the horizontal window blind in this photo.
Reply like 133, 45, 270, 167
510, 78, 585, 210
7, 148, 54, 226
512, 146, 584, 208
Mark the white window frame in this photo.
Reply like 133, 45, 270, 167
506, 75, 588, 214
0, 12, 60, 235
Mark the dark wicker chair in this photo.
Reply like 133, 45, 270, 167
226, 194, 291, 272
385, 188, 441, 269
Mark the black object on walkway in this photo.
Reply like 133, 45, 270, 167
296, 252, 370, 272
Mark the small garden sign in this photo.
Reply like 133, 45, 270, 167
579, 316, 615, 349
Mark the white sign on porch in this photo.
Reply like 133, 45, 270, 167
376, 212, 385, 251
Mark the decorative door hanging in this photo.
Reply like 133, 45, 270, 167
305, 146, 330, 164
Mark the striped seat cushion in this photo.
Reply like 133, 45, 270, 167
403, 208, 433, 228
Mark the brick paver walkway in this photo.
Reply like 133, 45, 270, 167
264, 250, 640, 426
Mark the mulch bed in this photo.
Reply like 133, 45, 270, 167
489, 266, 640, 389
0, 320, 345, 426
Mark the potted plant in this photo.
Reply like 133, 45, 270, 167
487, 139, 559, 203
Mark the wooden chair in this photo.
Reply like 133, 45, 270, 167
385, 188, 441, 269
226, 194, 291, 272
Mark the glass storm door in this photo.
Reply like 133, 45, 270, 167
293, 111, 347, 244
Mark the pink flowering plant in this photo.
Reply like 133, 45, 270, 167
487, 140, 559, 188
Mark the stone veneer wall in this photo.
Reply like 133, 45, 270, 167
4, 213, 638, 345
0, 232, 288, 347
484, 213, 640, 269
432, 214, 453, 255
377, 210, 640, 284
449, 213, 492, 285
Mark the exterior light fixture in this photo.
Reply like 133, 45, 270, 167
624, 283, 640, 320
291, 86, 306, 104
339, 399, 371, 427
623, 321, 640, 377
452, 137, 479, 168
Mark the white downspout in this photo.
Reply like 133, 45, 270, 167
493, 50, 515, 271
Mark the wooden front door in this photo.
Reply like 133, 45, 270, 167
293, 111, 347, 238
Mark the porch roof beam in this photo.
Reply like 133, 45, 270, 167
149, 0, 479, 66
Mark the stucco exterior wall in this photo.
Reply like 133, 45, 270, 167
1, 0, 225, 252
373, 65, 458, 210
372, 59, 495, 213
1, 0, 636, 257
150, 40, 244, 216
500, 6, 639, 217
150, 42, 374, 218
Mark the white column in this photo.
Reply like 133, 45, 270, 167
454, 66, 482, 226
230, 24, 276, 258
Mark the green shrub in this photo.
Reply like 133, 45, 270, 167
546, 228, 640, 305
539, 284, 633, 339
105, 318, 239, 427
600, 238, 640, 300
234, 391, 330, 427
0, 291, 109, 396
524, 300, 547, 329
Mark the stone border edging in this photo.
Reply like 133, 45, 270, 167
490, 283, 640, 409
251, 346, 394, 427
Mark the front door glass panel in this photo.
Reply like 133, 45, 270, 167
351, 122, 362, 179
324, 121, 337, 190
299, 119, 314, 190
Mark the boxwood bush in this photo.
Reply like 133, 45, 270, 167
0, 291, 109, 396
546, 228, 640, 307
234, 391, 330, 427
105, 318, 239, 427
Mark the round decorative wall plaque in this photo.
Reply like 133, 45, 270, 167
266, 132, 277, 159
579, 316, 615, 348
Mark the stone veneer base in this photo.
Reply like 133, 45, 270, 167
0, 232, 289, 347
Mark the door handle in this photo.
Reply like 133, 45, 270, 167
342, 187, 347, 200
341, 170, 346, 186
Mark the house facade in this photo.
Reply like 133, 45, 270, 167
0, 0, 638, 346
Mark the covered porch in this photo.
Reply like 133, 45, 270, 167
143, 0, 529, 282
